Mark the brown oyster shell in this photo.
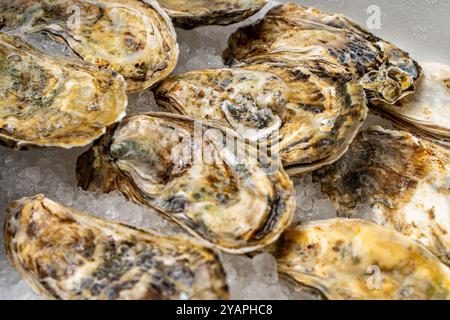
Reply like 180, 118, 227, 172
224, 3, 421, 104
155, 62, 368, 175
0, 32, 127, 149
313, 126, 450, 266
4, 195, 229, 300
274, 219, 450, 300
157, 0, 268, 30
372, 62, 450, 145
0, 0, 179, 92
76, 112, 295, 253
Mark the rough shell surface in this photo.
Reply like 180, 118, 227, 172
0, 0, 179, 92
76, 112, 295, 253
373, 62, 450, 144
275, 219, 450, 300
0, 32, 127, 149
224, 3, 421, 104
157, 0, 268, 30
4, 195, 229, 300
156, 62, 368, 175
314, 126, 450, 266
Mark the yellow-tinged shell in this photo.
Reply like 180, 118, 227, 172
314, 126, 450, 266
156, 62, 368, 175
76, 112, 295, 253
4, 195, 229, 300
275, 219, 450, 300
157, 0, 268, 29
0, 32, 127, 149
0, 0, 179, 92
373, 62, 450, 145
224, 3, 421, 104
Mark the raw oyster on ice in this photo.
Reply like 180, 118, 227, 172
0, 32, 127, 149
76, 113, 295, 253
373, 62, 450, 144
224, 3, 421, 104
4, 195, 229, 300
0, 0, 179, 92
314, 126, 450, 265
156, 63, 368, 175
275, 219, 450, 300
157, 0, 268, 29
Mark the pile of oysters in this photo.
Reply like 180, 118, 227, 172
1, 1, 449, 300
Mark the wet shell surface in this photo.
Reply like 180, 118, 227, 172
224, 3, 421, 104
0, 32, 127, 149
76, 112, 295, 253
4, 195, 229, 300
0, 0, 179, 92
156, 62, 368, 175
373, 62, 450, 144
275, 219, 450, 300
157, 0, 268, 30
314, 126, 450, 266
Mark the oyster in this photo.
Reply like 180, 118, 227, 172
0, 32, 127, 149
155, 62, 368, 175
275, 219, 450, 300
76, 112, 295, 253
314, 126, 450, 265
157, 0, 268, 30
224, 3, 421, 104
4, 195, 229, 300
0, 0, 179, 92
373, 62, 450, 144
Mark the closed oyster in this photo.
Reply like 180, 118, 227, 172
4, 195, 229, 300
155, 63, 368, 175
275, 219, 450, 300
0, 0, 179, 92
76, 113, 295, 253
224, 3, 421, 104
0, 32, 126, 149
313, 126, 450, 265
157, 0, 268, 29
373, 62, 450, 144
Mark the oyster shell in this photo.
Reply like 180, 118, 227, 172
76, 112, 295, 253
157, 0, 268, 30
313, 126, 450, 265
155, 62, 368, 175
373, 62, 450, 144
0, 0, 179, 92
224, 3, 421, 104
275, 219, 450, 300
4, 195, 229, 300
0, 32, 127, 149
